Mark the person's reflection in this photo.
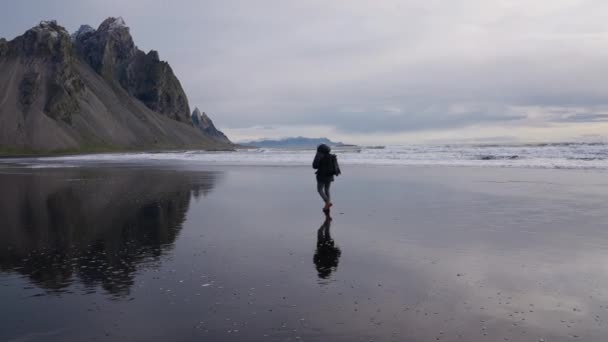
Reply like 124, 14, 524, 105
313, 216, 342, 279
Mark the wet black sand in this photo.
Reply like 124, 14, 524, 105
1, 163, 608, 341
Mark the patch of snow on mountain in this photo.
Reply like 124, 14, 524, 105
108, 17, 127, 31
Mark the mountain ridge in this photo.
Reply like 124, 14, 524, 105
0, 18, 232, 154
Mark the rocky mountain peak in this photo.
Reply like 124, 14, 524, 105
94, 17, 132, 48
192, 107, 202, 117
191, 107, 212, 129
147, 50, 160, 61
71, 25, 94, 41
74, 16, 135, 78
9, 20, 72, 59
0, 20, 83, 124
199, 111, 213, 126
98, 17, 129, 33
191, 107, 231, 144
37, 20, 68, 33
71, 17, 190, 123
95, 16, 135, 54
32, 21, 70, 42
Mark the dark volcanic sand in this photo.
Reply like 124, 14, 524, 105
1, 162, 608, 341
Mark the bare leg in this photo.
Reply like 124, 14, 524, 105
324, 182, 331, 206
317, 181, 329, 204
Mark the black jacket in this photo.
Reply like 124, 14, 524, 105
313, 151, 334, 183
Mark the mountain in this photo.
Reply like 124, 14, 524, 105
241, 137, 349, 148
0, 18, 232, 154
191, 107, 230, 144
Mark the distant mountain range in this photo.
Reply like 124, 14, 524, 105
241, 137, 353, 148
0, 17, 232, 154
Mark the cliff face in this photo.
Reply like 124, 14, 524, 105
5, 21, 84, 124
191, 107, 231, 144
74, 17, 191, 123
0, 38, 7, 56
0, 18, 231, 154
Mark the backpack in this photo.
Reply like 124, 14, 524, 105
328, 154, 341, 176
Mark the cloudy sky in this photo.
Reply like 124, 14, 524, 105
2, 0, 608, 144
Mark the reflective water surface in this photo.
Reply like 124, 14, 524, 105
0, 167, 219, 297
2, 161, 608, 341
314, 217, 341, 281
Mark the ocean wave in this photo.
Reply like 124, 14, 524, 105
3, 143, 608, 170
476, 155, 520, 160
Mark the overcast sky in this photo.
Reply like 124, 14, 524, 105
2, 0, 608, 144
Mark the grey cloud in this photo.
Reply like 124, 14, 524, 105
259, 103, 528, 134
3, 0, 608, 137
553, 113, 608, 123
523, 106, 608, 124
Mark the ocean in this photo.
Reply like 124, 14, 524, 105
6, 142, 608, 169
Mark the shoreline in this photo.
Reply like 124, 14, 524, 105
0, 146, 238, 159
2, 155, 608, 174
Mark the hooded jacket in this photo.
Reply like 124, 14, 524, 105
313, 144, 334, 183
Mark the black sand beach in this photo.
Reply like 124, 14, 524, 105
2, 163, 608, 341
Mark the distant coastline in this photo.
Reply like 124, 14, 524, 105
240, 136, 355, 149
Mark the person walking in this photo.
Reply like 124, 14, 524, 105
312, 143, 341, 213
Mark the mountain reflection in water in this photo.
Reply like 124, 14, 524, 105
0, 168, 219, 298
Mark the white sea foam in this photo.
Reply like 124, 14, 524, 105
5, 143, 608, 170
